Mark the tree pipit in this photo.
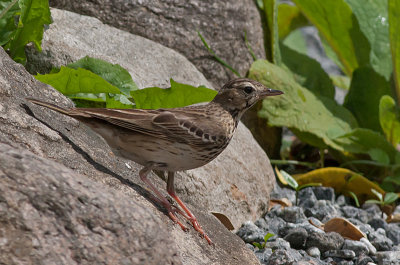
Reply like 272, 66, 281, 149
28, 78, 283, 245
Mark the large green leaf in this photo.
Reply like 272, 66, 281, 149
263, 0, 281, 65
345, 0, 392, 81
131, 79, 217, 109
4, 0, 51, 64
35, 66, 121, 95
282, 28, 307, 55
0, 0, 20, 46
332, 128, 398, 163
344, 67, 392, 132
280, 43, 335, 99
67, 56, 138, 96
389, 0, 400, 104
380, 95, 400, 147
293, 0, 369, 76
250, 59, 357, 151
278, 3, 308, 40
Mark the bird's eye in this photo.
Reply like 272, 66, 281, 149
243, 86, 254, 94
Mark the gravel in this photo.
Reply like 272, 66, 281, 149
236, 186, 400, 265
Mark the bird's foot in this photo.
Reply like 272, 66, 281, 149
187, 215, 213, 245
167, 209, 189, 232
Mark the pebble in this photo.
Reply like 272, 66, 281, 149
236, 184, 400, 265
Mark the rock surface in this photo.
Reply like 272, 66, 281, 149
0, 45, 261, 264
49, 0, 265, 88
25, 8, 275, 231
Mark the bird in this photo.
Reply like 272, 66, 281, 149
28, 78, 283, 245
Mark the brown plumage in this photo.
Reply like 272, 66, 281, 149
28, 78, 283, 244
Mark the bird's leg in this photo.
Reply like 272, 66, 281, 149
139, 167, 188, 231
167, 172, 213, 245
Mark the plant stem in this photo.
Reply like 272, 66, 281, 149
270, 159, 317, 168
197, 31, 241, 77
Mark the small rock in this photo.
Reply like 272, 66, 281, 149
306, 232, 344, 253
255, 248, 273, 264
368, 228, 393, 251
264, 216, 286, 235
375, 251, 400, 264
236, 221, 265, 243
255, 217, 269, 231
368, 217, 387, 231
386, 223, 400, 245
323, 249, 356, 259
360, 237, 377, 255
355, 254, 374, 265
306, 247, 321, 258
304, 200, 340, 221
298, 187, 317, 208
270, 185, 296, 205
284, 227, 308, 249
245, 243, 255, 251
312, 186, 335, 203
265, 238, 291, 250
266, 248, 302, 265
341, 206, 371, 223
342, 239, 369, 256
278, 206, 307, 224
336, 195, 348, 207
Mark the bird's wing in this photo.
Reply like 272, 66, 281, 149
76, 107, 223, 145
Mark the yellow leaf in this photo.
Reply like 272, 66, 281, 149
294, 167, 384, 203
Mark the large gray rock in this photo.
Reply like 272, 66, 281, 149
49, 0, 265, 88
25, 8, 275, 230
0, 47, 261, 264
0, 143, 179, 265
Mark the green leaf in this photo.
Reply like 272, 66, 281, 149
0, 0, 19, 46
131, 79, 217, 109
264, 233, 275, 242
345, 0, 392, 81
344, 67, 392, 132
263, 0, 281, 65
365, 199, 382, 205
368, 148, 390, 165
293, 0, 369, 76
348, 191, 360, 207
389, 0, 400, 102
280, 43, 335, 98
250, 59, 357, 151
4, 0, 51, 64
371, 188, 383, 201
280, 169, 298, 189
278, 3, 309, 40
282, 28, 307, 55
298, 182, 322, 191
252, 242, 263, 249
384, 192, 399, 204
67, 56, 138, 96
333, 128, 398, 162
379, 95, 400, 147
35, 66, 122, 95
383, 175, 400, 186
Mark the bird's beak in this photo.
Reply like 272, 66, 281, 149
259, 88, 284, 98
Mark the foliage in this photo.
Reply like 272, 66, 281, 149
35, 57, 216, 109
276, 168, 321, 205
252, 232, 275, 249
254, 0, 400, 191
0, 0, 51, 64
365, 188, 399, 217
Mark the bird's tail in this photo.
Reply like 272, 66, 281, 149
27, 98, 73, 116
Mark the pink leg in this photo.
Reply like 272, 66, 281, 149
139, 167, 188, 231
167, 172, 213, 245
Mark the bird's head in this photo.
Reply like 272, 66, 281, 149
212, 78, 283, 119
